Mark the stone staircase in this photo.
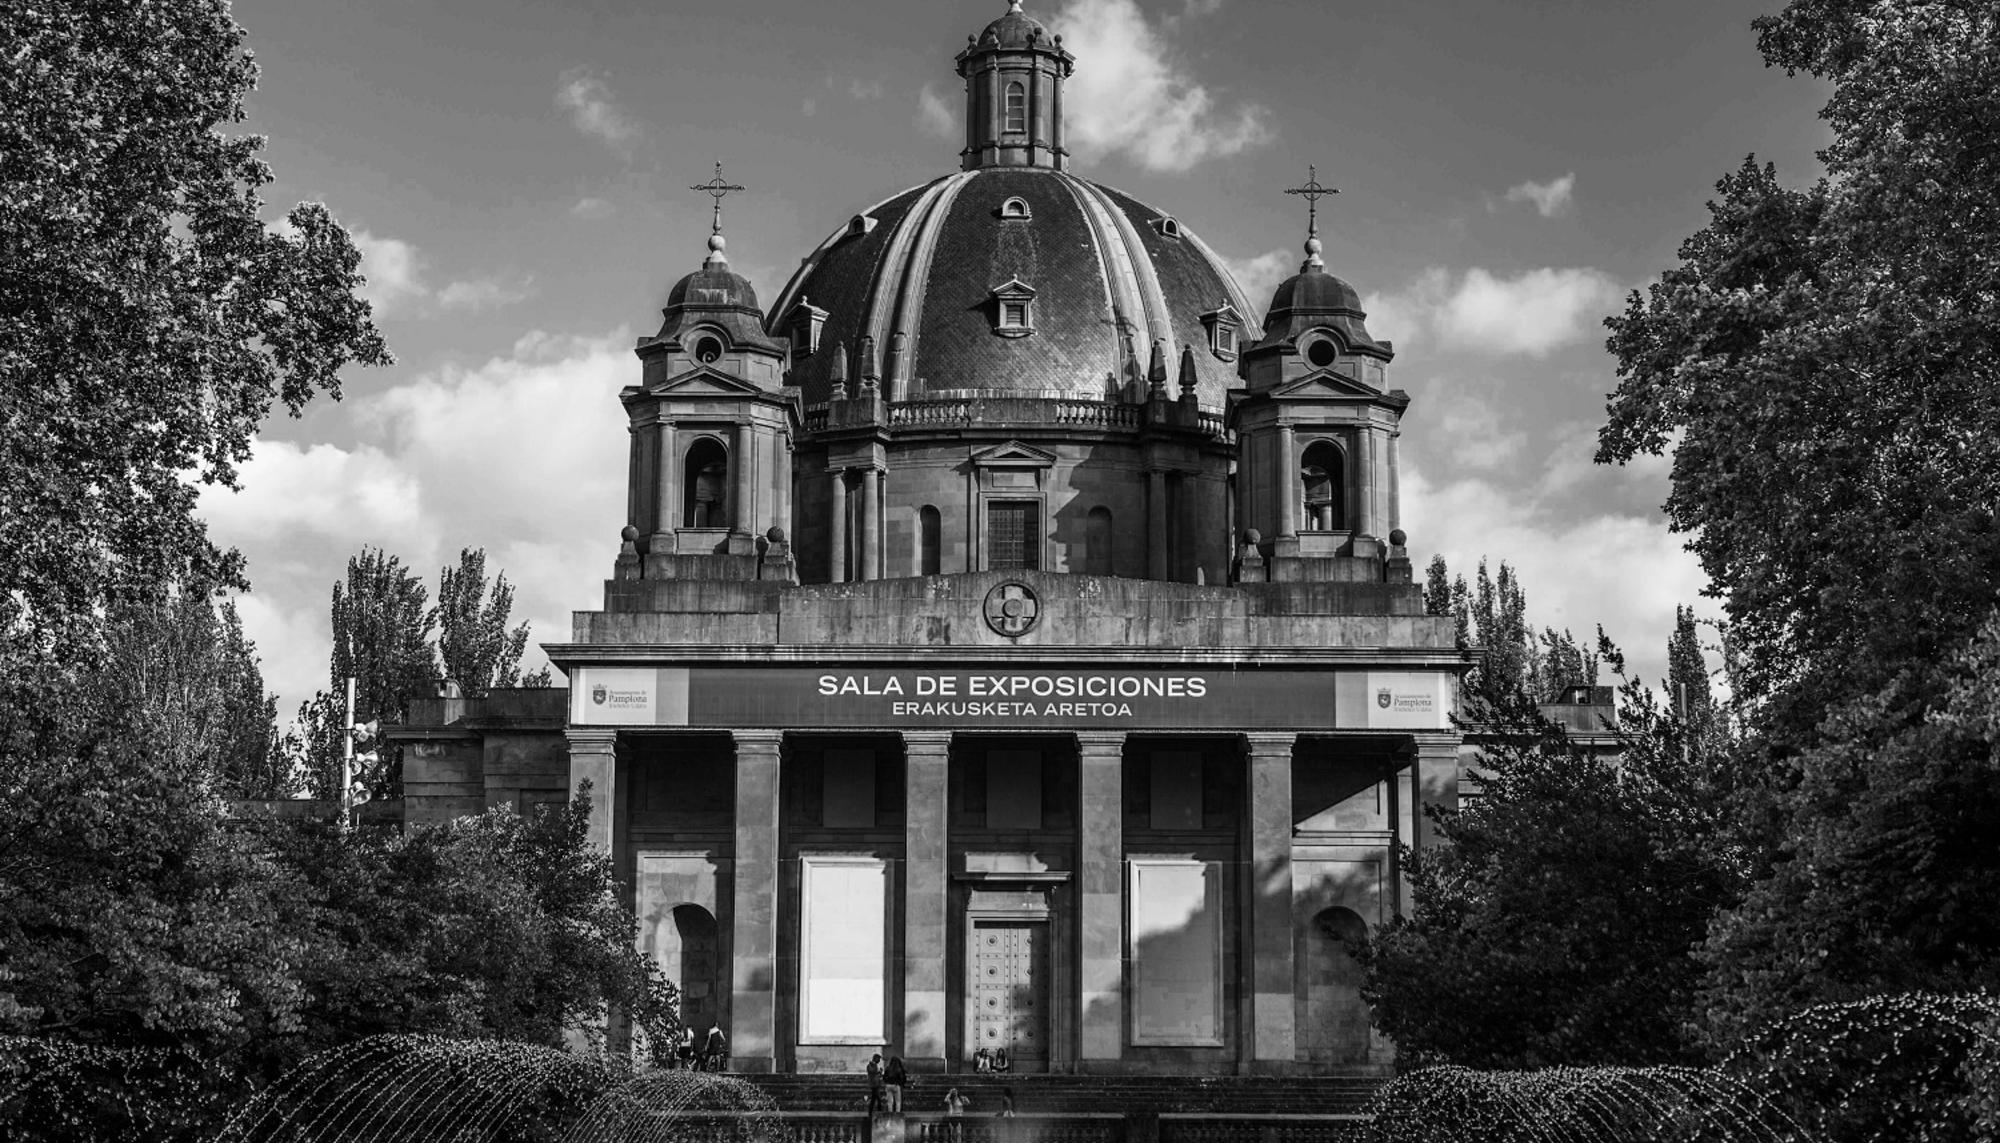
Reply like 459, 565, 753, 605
739, 1072, 1390, 1116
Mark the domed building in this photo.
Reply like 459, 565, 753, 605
396, 0, 1468, 1086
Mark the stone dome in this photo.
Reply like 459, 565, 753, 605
978, 0, 1051, 47
667, 264, 761, 315
765, 167, 1261, 409
1255, 262, 1391, 360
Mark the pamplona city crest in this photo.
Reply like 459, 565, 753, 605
984, 581, 1041, 638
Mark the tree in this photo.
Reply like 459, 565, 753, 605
0, 0, 389, 653
316, 548, 437, 800
1597, 0, 2000, 1046
434, 548, 539, 695
1598, 4, 2000, 714
1363, 635, 1743, 1068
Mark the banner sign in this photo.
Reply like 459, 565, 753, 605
571, 666, 1452, 731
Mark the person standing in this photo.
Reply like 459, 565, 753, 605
702, 1021, 728, 1072
884, 1055, 907, 1113
866, 1054, 885, 1113
944, 1086, 971, 1143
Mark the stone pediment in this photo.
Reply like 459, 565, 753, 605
1271, 370, 1380, 400
649, 365, 766, 397
970, 440, 1058, 467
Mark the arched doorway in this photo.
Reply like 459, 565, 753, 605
654, 904, 722, 1031
682, 438, 729, 528
1302, 906, 1371, 1065
1299, 440, 1345, 532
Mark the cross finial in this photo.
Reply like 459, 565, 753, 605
690, 161, 746, 265
1284, 164, 1338, 270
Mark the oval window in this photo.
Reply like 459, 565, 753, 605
694, 336, 723, 364
1305, 338, 1338, 369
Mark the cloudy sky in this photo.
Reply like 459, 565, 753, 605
203, 0, 1833, 716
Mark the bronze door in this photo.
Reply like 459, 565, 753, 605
971, 921, 1048, 1070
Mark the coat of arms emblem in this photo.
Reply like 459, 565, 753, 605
1376, 688, 1392, 710
592, 684, 608, 705
983, 581, 1041, 638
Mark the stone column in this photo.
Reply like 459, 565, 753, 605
730, 730, 784, 1073
1411, 734, 1455, 854
1388, 427, 1402, 534
734, 423, 756, 535
652, 421, 677, 546
1051, 61, 1064, 169
1075, 732, 1124, 1066
1276, 423, 1297, 540
829, 469, 848, 583
860, 466, 881, 581
1242, 733, 1296, 1067
1357, 426, 1377, 539
625, 426, 641, 532
1147, 468, 1168, 581
565, 729, 619, 853
903, 732, 952, 1070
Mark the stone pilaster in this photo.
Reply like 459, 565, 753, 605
902, 732, 952, 1071
829, 469, 848, 583
1075, 732, 1124, 1066
730, 730, 784, 1073
1242, 733, 1296, 1067
1147, 469, 1168, 581
651, 420, 677, 550
1275, 423, 1297, 541
564, 728, 619, 853
1413, 734, 1457, 854
861, 467, 881, 581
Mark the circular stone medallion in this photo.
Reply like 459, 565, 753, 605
983, 581, 1041, 638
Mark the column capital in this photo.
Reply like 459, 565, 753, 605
1072, 730, 1126, 755
565, 727, 620, 752
1240, 731, 1297, 757
731, 729, 785, 753
901, 730, 953, 755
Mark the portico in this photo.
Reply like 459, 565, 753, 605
549, 632, 1458, 1076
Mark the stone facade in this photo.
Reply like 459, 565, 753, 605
391, 0, 1492, 1079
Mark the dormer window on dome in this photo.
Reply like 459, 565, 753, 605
1153, 216, 1182, 238
786, 298, 828, 358
989, 277, 1036, 338
846, 214, 878, 239
1200, 304, 1242, 362
999, 196, 1032, 220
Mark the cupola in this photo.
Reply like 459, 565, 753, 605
956, 0, 1074, 171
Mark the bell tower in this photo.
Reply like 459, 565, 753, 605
619, 164, 797, 581
957, 0, 1074, 171
1231, 169, 1410, 583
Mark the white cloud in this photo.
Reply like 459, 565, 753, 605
1441, 268, 1622, 356
570, 197, 614, 219
1400, 455, 1714, 693
916, 83, 957, 140
1183, 0, 1227, 15
845, 78, 886, 101
1503, 172, 1576, 217
436, 277, 535, 311
1430, 391, 1529, 471
352, 230, 427, 315
1220, 248, 1292, 315
802, 97, 818, 118
557, 69, 640, 153
199, 331, 635, 715
1050, 0, 1272, 172
349, 229, 531, 317
1365, 267, 1622, 358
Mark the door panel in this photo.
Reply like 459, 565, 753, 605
971, 922, 1048, 1070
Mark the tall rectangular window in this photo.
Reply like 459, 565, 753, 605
800, 857, 888, 1042
1128, 859, 1224, 1046
988, 501, 1039, 570
1004, 81, 1027, 133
